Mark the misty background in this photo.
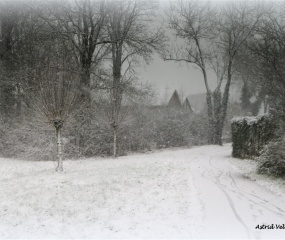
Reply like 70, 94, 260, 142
0, 0, 283, 162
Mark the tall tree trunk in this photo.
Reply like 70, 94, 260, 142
218, 59, 233, 144
111, 81, 120, 158
111, 42, 122, 158
206, 58, 234, 146
55, 126, 63, 172
203, 63, 215, 144
212, 90, 223, 145
206, 89, 226, 145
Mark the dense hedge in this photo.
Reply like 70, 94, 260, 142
231, 115, 275, 159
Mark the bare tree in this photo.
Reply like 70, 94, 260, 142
102, 0, 164, 157
248, 2, 285, 123
213, 1, 263, 143
164, 0, 216, 143
32, 57, 87, 171
0, 0, 64, 120
36, 0, 110, 100
165, 0, 263, 145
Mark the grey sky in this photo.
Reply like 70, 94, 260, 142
137, 0, 257, 104
138, 54, 216, 104
137, 0, 224, 104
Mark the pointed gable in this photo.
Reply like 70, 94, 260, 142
183, 98, 193, 113
168, 90, 182, 108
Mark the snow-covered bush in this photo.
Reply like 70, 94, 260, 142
67, 106, 208, 157
0, 121, 56, 160
133, 107, 208, 150
0, 106, 209, 160
151, 114, 189, 148
64, 109, 113, 157
257, 141, 285, 179
231, 115, 275, 159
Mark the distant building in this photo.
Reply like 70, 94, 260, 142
182, 98, 193, 113
168, 90, 182, 108
167, 90, 193, 113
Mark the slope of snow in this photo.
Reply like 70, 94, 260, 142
0, 144, 284, 239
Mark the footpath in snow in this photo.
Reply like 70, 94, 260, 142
0, 144, 285, 239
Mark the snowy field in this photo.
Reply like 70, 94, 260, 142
0, 144, 285, 239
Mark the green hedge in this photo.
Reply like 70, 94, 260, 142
231, 115, 275, 159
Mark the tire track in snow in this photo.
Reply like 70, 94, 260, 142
209, 156, 285, 219
187, 145, 285, 239
205, 155, 285, 239
202, 159, 254, 239
226, 171, 285, 219
211, 157, 285, 220
212, 171, 253, 239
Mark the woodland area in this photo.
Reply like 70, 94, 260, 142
1, 0, 285, 175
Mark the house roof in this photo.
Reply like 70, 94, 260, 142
182, 98, 193, 112
168, 90, 182, 108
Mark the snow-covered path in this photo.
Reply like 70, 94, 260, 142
0, 144, 284, 239
189, 146, 285, 239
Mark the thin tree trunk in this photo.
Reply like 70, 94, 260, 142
113, 125, 117, 158
56, 126, 63, 172
112, 49, 122, 158
264, 95, 268, 113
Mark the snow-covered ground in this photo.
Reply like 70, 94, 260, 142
0, 144, 285, 239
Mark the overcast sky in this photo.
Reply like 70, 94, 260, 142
137, 0, 228, 104
138, 54, 217, 104
136, 0, 273, 104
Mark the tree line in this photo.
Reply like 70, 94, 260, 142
0, 0, 164, 170
1, 0, 285, 169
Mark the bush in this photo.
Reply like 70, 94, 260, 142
124, 107, 208, 151
0, 120, 56, 160
0, 105, 209, 160
64, 109, 114, 157
257, 141, 285, 179
65, 106, 209, 157
231, 114, 275, 159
